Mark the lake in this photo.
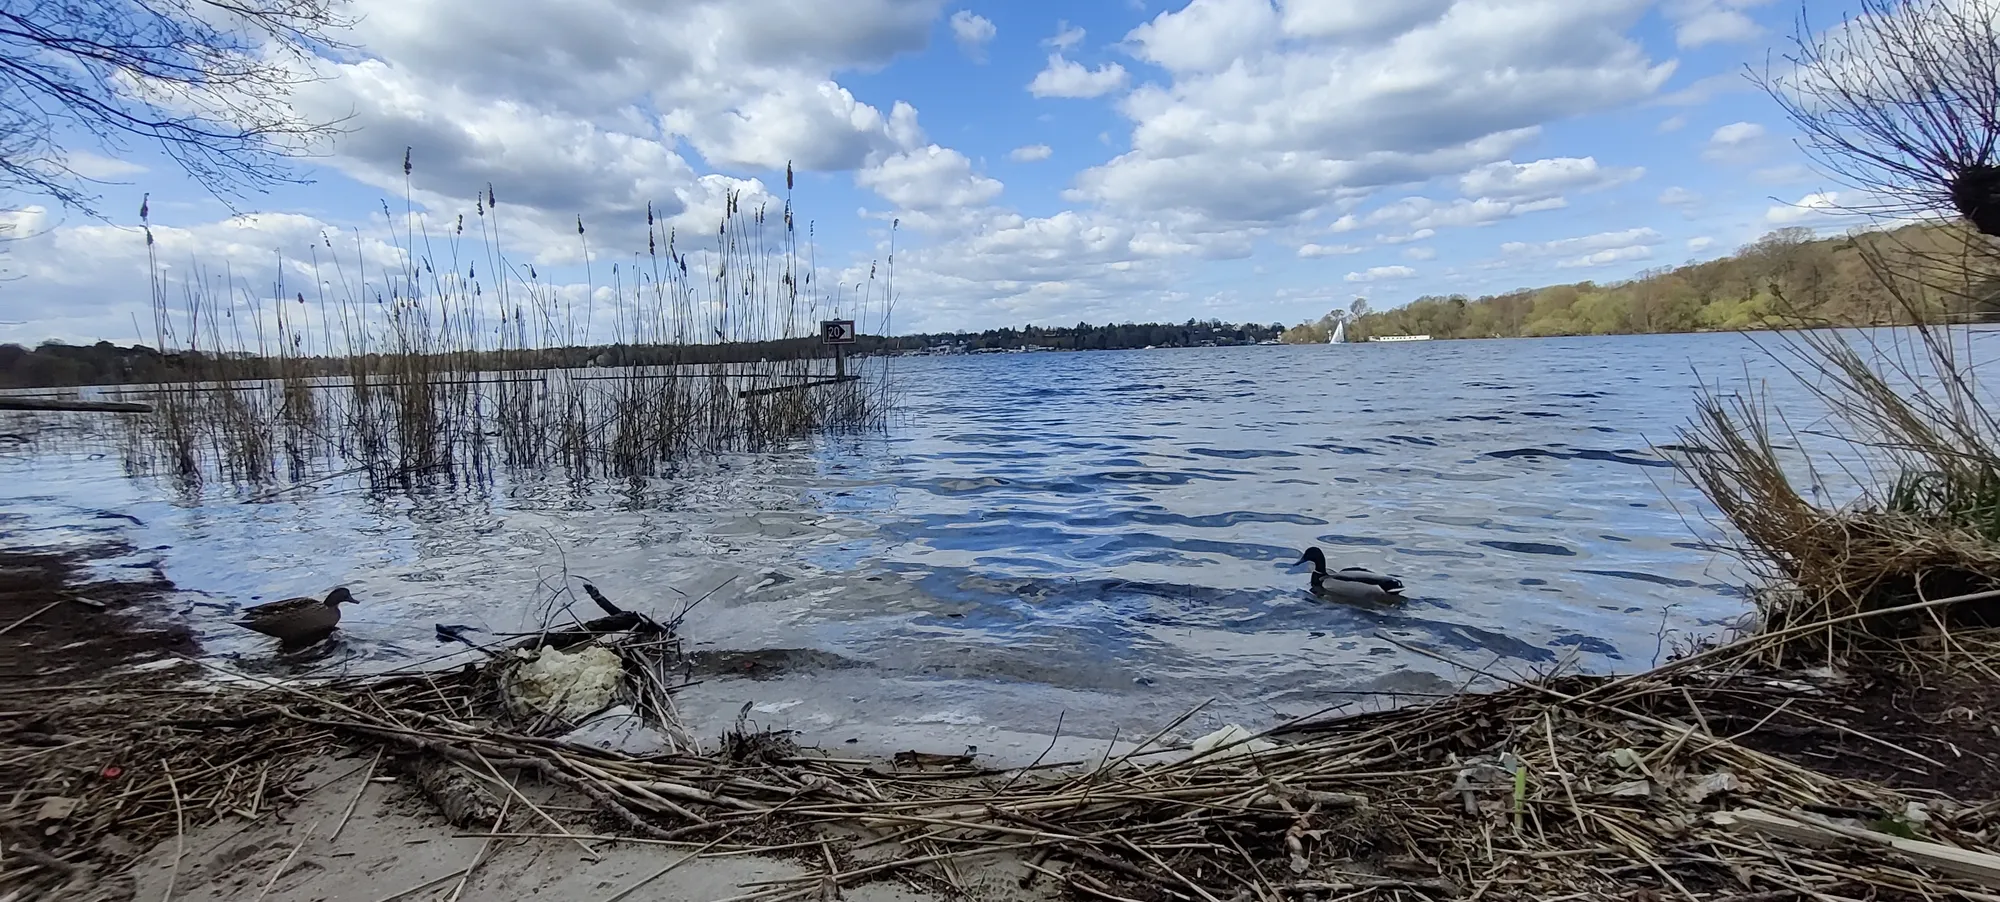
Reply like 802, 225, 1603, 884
0, 332, 1949, 763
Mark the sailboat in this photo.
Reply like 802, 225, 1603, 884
1328, 320, 1347, 344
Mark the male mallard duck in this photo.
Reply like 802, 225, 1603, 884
232, 587, 355, 647
1293, 547, 1405, 602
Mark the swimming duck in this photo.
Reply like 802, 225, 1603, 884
232, 587, 355, 647
1293, 547, 1405, 602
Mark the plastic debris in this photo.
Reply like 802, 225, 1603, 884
1190, 724, 1276, 760
1684, 771, 1742, 804
508, 642, 622, 721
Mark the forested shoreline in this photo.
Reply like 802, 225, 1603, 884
1282, 224, 1999, 342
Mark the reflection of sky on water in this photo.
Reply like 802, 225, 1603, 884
5, 329, 1995, 760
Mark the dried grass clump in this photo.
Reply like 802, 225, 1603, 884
1674, 226, 2000, 663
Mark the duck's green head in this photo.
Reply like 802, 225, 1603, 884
1293, 547, 1328, 574
327, 587, 356, 606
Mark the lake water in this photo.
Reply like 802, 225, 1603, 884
2, 332, 1972, 763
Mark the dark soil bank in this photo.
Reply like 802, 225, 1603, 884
0, 544, 197, 688
1700, 668, 2000, 802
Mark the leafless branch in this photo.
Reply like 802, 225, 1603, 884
1757, 0, 2000, 233
0, 0, 357, 217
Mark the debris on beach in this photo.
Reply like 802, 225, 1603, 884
13, 540, 2000, 902
1188, 722, 1276, 759
12, 600, 2000, 902
504, 641, 622, 722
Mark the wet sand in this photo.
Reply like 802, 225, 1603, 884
125, 755, 1055, 902
0, 543, 196, 688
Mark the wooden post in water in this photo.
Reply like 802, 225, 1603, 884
823, 318, 855, 380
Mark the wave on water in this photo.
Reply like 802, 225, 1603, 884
0, 337, 1804, 750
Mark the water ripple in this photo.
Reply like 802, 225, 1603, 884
11, 334, 1928, 757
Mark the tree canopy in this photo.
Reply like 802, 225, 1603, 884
1280, 224, 2000, 343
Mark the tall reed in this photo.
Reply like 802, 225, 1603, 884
121, 158, 895, 492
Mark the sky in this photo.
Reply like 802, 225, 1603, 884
0, 0, 1885, 347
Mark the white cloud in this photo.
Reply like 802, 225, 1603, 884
1127, 0, 1281, 73
1277, 0, 1456, 42
1657, 114, 1687, 133
951, 10, 997, 60
1361, 195, 1569, 232
253, 0, 955, 257
0, 208, 417, 346
1345, 265, 1419, 283
1458, 156, 1642, 201
1029, 55, 1130, 98
1654, 72, 1750, 108
1663, 0, 1773, 49
1377, 228, 1436, 244
856, 145, 1004, 226
1072, 1, 1676, 227
1503, 227, 1662, 259
843, 207, 1246, 330
1046, 20, 1085, 50
1297, 242, 1365, 257
63, 152, 149, 181
1688, 236, 1717, 252
1710, 121, 1766, 146
1557, 244, 1653, 268
1704, 120, 1767, 162
1009, 144, 1053, 162
1766, 191, 1844, 224
2, 0, 1808, 341
1658, 186, 1700, 207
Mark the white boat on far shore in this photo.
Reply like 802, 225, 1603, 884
1369, 334, 1432, 342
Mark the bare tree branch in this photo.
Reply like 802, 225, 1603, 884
1758, 0, 2000, 234
0, 0, 357, 217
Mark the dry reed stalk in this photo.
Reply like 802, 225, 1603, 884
1669, 229, 2000, 669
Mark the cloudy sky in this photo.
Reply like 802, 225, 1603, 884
0, 0, 1873, 346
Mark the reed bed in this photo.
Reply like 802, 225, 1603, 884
118, 161, 896, 492
9, 600, 2000, 902
1672, 224, 2000, 664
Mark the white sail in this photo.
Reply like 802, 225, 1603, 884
1329, 320, 1346, 344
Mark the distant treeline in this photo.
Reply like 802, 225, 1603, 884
0, 320, 1288, 389
1281, 225, 2000, 343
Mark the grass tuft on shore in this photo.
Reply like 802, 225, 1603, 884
1673, 226, 2000, 663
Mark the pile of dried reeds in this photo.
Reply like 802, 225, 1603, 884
1673, 226, 2000, 663
10, 608, 2000, 902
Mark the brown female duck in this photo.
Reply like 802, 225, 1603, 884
233, 587, 356, 646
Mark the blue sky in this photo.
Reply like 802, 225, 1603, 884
0, 0, 1882, 346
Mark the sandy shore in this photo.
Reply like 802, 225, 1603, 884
125, 754, 1055, 902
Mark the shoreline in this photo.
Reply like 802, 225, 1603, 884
0, 542, 197, 689
9, 543, 2000, 901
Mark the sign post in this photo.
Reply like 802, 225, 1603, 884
822, 319, 856, 378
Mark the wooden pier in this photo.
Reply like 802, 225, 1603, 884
0, 397, 153, 413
